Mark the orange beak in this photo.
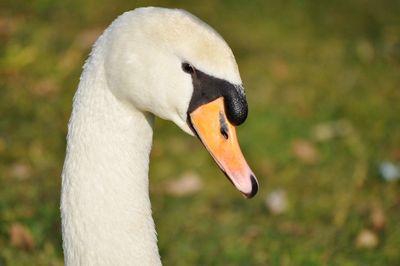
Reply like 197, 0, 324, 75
189, 97, 258, 198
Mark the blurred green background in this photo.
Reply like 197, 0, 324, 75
1, 0, 399, 265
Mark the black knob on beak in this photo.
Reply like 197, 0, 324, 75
222, 86, 248, 126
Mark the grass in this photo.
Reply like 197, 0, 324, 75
1, 0, 400, 265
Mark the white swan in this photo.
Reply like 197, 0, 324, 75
61, 7, 258, 265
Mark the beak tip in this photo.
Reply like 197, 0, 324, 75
244, 174, 258, 199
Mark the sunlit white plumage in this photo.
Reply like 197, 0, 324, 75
61, 7, 246, 265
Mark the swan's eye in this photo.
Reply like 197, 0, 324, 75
182, 63, 194, 74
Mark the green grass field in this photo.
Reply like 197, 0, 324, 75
1, 0, 399, 265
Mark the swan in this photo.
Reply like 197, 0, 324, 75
61, 7, 258, 265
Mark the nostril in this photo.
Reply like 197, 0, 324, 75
219, 112, 229, 140
220, 126, 228, 140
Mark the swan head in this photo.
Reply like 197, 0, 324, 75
103, 7, 258, 198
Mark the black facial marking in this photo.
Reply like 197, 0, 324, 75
185, 63, 248, 126
219, 112, 229, 140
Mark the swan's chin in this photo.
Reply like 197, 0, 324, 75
188, 97, 259, 198
172, 115, 195, 136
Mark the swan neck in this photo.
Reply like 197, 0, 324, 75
61, 51, 161, 265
